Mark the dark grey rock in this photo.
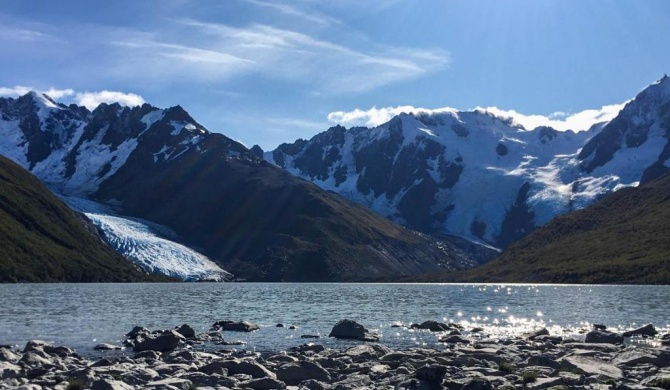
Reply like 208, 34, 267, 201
460, 377, 493, 390
0, 361, 24, 379
276, 360, 330, 385
411, 321, 452, 332
328, 319, 379, 341
439, 335, 471, 344
342, 344, 392, 362
201, 358, 275, 379
584, 330, 624, 344
0, 348, 19, 363
612, 347, 670, 367
290, 343, 325, 354
132, 330, 184, 352
415, 364, 448, 384
527, 328, 550, 340
212, 320, 260, 332
623, 324, 658, 337
240, 377, 287, 390
144, 377, 193, 389
299, 379, 331, 390
558, 355, 623, 379
174, 324, 196, 338
93, 343, 122, 351
90, 379, 134, 390
126, 326, 150, 339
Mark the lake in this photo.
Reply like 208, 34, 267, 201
0, 283, 667, 355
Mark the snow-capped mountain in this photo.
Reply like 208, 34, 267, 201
0, 92, 487, 281
266, 76, 670, 248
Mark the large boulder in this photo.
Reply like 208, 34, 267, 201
201, 358, 276, 379
132, 330, 184, 352
415, 364, 448, 385
240, 377, 287, 390
212, 320, 260, 332
341, 344, 392, 362
328, 319, 379, 341
174, 324, 196, 338
584, 330, 623, 344
0, 361, 23, 379
276, 361, 331, 386
558, 356, 623, 380
623, 324, 658, 337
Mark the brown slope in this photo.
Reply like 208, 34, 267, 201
95, 130, 479, 282
0, 155, 164, 282
410, 172, 670, 284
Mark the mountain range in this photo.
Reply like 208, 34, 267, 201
0, 76, 668, 283
0, 92, 489, 282
264, 75, 670, 249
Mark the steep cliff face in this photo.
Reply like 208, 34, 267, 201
267, 77, 670, 249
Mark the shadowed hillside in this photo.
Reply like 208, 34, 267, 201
0, 155, 165, 282
408, 172, 670, 284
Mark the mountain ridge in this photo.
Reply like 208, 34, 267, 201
264, 76, 670, 249
0, 92, 493, 281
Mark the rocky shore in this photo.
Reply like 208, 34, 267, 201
1, 320, 669, 390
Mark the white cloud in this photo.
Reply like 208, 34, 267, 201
0, 86, 33, 96
43, 88, 75, 99
0, 85, 74, 99
327, 105, 457, 128
477, 103, 627, 131
75, 91, 145, 110
327, 103, 627, 130
0, 86, 145, 110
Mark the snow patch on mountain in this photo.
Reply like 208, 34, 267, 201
0, 118, 28, 167
61, 195, 232, 282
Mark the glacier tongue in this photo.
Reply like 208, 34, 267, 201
61, 196, 232, 282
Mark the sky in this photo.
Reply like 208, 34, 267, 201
0, 0, 669, 150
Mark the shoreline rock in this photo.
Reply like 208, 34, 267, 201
2, 323, 670, 390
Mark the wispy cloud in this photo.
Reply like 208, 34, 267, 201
245, 0, 342, 26
161, 19, 449, 93
0, 26, 56, 41
327, 103, 626, 131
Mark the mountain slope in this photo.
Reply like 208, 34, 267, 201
265, 76, 670, 249
0, 93, 489, 282
420, 172, 670, 284
0, 155, 161, 282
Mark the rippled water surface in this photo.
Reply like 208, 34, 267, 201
0, 283, 668, 354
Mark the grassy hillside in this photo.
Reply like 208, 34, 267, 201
411, 172, 670, 284
0, 155, 164, 282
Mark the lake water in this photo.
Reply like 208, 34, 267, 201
0, 283, 668, 355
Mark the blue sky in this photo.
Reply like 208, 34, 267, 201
1, 0, 668, 149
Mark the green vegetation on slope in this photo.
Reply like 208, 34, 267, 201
0, 155, 164, 282
414, 172, 670, 284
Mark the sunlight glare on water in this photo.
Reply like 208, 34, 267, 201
0, 283, 668, 355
